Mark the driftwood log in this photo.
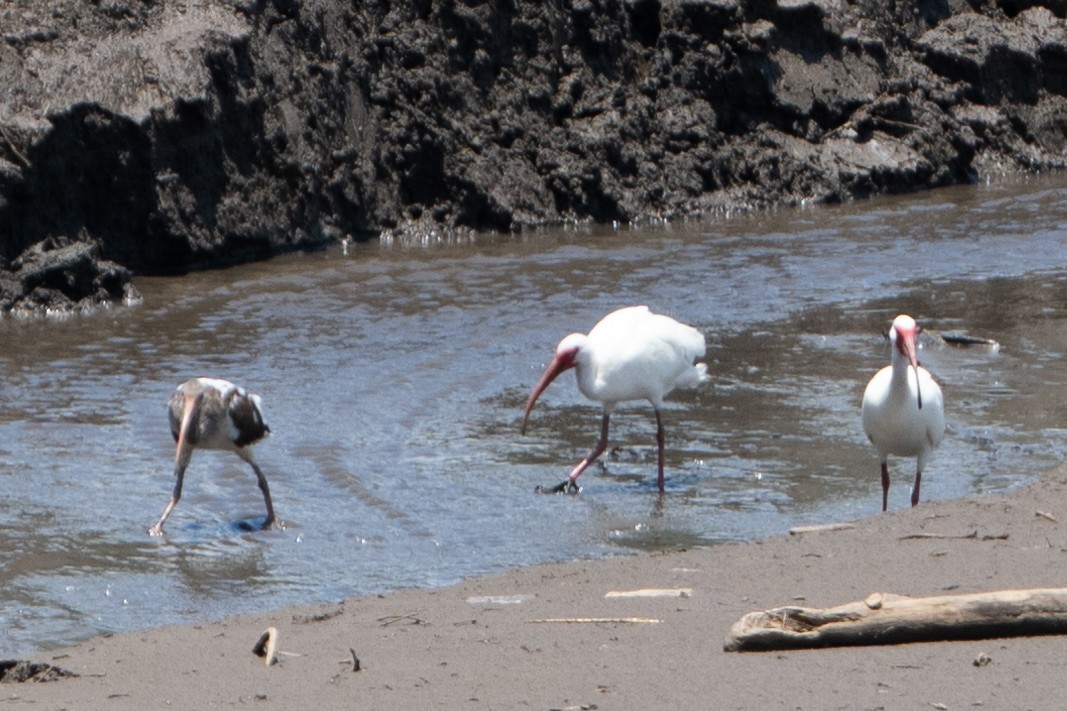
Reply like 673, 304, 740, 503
724, 588, 1067, 652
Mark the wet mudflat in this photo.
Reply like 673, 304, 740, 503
3, 174, 1067, 655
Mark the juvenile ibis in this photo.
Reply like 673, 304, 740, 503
149, 378, 275, 535
861, 314, 945, 511
521, 306, 709, 494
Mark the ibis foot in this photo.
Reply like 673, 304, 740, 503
536, 480, 581, 495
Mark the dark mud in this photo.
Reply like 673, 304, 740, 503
1, 0, 1066, 312
0, 659, 76, 683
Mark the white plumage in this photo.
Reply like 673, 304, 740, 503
861, 315, 945, 511
522, 306, 709, 493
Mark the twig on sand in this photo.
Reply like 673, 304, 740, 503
789, 523, 855, 535
604, 588, 692, 599
528, 617, 662, 624
378, 613, 426, 627
898, 530, 1008, 541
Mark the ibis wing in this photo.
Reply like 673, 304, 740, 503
587, 307, 708, 402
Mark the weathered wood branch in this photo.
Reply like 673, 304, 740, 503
724, 588, 1067, 652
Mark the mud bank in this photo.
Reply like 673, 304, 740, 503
1, 0, 1066, 311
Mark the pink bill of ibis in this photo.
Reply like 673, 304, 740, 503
521, 306, 709, 494
149, 377, 274, 535
861, 314, 945, 511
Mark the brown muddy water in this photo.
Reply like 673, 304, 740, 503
3, 175, 1067, 655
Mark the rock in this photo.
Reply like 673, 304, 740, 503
0, 0, 1066, 313
0, 239, 137, 316
919, 12, 1042, 104
0, 659, 77, 683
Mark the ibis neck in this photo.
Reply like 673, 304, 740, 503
573, 351, 600, 400
889, 348, 924, 408
890, 354, 916, 386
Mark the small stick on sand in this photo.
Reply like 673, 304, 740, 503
604, 588, 693, 598
789, 523, 855, 535
898, 531, 1008, 541
528, 617, 662, 624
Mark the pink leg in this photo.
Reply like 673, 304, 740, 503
655, 409, 666, 493
539, 412, 610, 494
881, 461, 890, 513
238, 450, 275, 529
565, 412, 611, 485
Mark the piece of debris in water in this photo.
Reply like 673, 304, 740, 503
938, 332, 1000, 350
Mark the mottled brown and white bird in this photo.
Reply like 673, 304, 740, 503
522, 306, 709, 494
861, 315, 945, 512
149, 378, 274, 536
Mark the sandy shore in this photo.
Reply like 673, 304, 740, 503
9, 465, 1067, 709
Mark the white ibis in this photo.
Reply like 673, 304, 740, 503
149, 378, 274, 536
521, 306, 709, 494
861, 314, 945, 511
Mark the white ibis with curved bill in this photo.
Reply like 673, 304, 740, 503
521, 306, 709, 494
861, 314, 945, 511
149, 378, 275, 535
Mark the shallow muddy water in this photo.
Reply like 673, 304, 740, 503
4, 175, 1067, 654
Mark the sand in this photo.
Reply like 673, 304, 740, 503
8, 464, 1067, 710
